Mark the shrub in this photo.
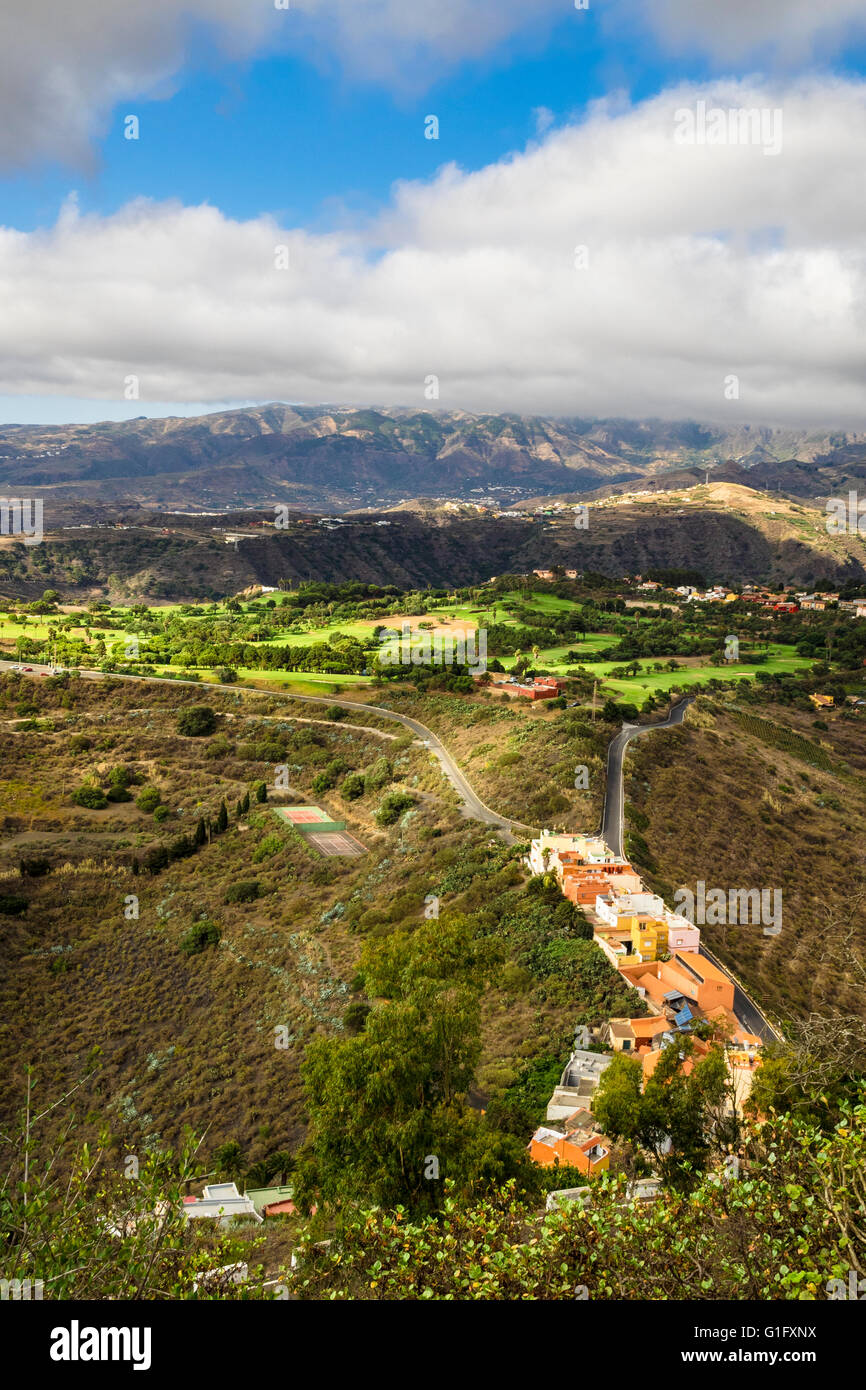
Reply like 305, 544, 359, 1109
177, 705, 217, 737
153, 805, 171, 823
136, 787, 161, 813
168, 836, 195, 862
364, 756, 392, 792
224, 881, 261, 904
145, 845, 169, 874
325, 705, 347, 721
71, 783, 108, 810
19, 856, 51, 878
106, 786, 133, 803
253, 833, 284, 862
68, 734, 92, 753
216, 667, 238, 683
375, 791, 417, 826
341, 773, 366, 801
180, 918, 221, 955
312, 759, 348, 795
343, 1001, 371, 1033
0, 894, 29, 916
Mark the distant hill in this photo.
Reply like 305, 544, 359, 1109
3, 403, 866, 512
1, 486, 863, 603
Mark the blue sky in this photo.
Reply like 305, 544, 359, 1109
3, 0, 866, 426
1, 11, 709, 233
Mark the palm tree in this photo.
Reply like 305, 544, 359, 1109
212, 1140, 245, 1183
266, 1151, 295, 1186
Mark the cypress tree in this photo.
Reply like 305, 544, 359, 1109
194, 816, 207, 846
216, 800, 228, 833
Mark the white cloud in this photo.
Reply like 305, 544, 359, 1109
0, 0, 564, 169
533, 107, 556, 137
3, 0, 866, 171
630, 0, 866, 63
3, 78, 866, 426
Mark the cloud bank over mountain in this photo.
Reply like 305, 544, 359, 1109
2, 78, 866, 425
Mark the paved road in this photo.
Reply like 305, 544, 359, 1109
0, 661, 538, 840
600, 693, 780, 1043
698, 940, 780, 1043
601, 696, 694, 857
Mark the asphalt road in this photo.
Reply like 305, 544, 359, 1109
600, 693, 780, 1043
0, 661, 538, 840
601, 696, 694, 857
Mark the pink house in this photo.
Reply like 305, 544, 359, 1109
666, 919, 701, 954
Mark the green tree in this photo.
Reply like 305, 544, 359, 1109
341, 772, 366, 801
136, 786, 161, 813
0, 1076, 264, 1299
376, 791, 416, 826
293, 982, 503, 1212
212, 1140, 246, 1182
177, 705, 217, 737
592, 1053, 645, 1142
71, 782, 108, 810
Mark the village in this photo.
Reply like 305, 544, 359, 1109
522, 829, 764, 1190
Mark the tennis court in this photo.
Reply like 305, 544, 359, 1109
305, 831, 366, 857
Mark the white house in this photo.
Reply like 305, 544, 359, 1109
182, 1183, 262, 1225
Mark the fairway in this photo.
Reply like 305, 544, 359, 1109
0, 587, 821, 703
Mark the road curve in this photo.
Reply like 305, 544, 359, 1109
601, 697, 695, 858
0, 662, 538, 840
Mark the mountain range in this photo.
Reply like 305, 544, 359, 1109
3, 404, 866, 513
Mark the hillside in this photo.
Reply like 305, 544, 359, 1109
623, 696, 866, 1050
0, 486, 863, 603
0, 671, 632, 1174
4, 404, 866, 512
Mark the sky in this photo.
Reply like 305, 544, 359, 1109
2, 0, 866, 426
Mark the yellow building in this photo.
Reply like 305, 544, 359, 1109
630, 917, 669, 962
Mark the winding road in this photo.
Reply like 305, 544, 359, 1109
0, 660, 537, 839
601, 696, 695, 858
